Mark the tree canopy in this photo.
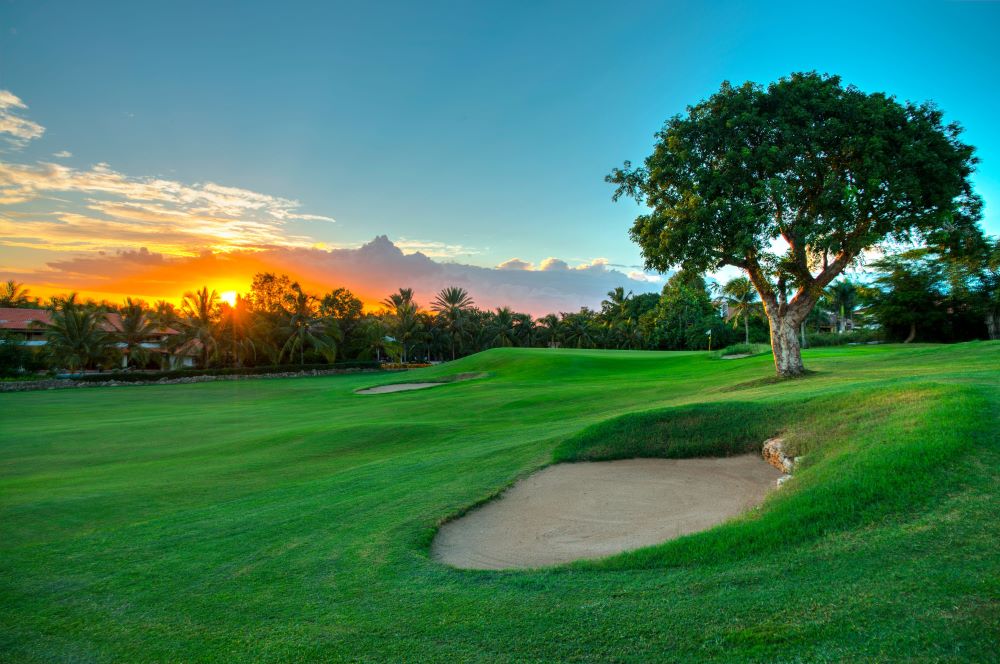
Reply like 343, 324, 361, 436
608, 72, 982, 375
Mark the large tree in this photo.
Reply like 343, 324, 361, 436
608, 72, 981, 376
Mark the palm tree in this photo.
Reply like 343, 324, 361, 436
486, 307, 518, 347
537, 313, 561, 347
0, 280, 32, 307
218, 294, 256, 367
381, 288, 423, 362
561, 311, 598, 348
721, 276, 759, 345
382, 287, 415, 311
178, 287, 220, 368
513, 312, 536, 346
431, 286, 475, 360
601, 287, 633, 324
116, 298, 156, 369
39, 294, 111, 371
827, 279, 858, 333
359, 315, 398, 362
280, 283, 340, 365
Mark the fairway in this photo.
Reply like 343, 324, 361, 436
1, 343, 998, 661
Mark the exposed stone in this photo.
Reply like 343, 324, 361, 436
761, 437, 794, 474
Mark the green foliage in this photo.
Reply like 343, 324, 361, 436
715, 342, 771, 357
0, 330, 37, 376
805, 330, 883, 347
39, 295, 113, 370
642, 271, 729, 350
64, 360, 380, 382
609, 72, 982, 374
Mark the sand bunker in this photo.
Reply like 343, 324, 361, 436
432, 455, 780, 569
356, 382, 445, 394
357, 372, 484, 395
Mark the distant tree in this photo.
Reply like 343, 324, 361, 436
609, 72, 982, 375
537, 313, 562, 347
600, 287, 633, 324
280, 283, 340, 365
978, 237, 1000, 339
116, 298, 156, 369
827, 279, 859, 333
380, 288, 422, 362
431, 286, 475, 360
868, 250, 946, 343
0, 280, 32, 307
218, 294, 256, 367
721, 276, 760, 345
178, 287, 220, 367
249, 273, 294, 316
151, 300, 178, 328
0, 329, 32, 376
38, 294, 112, 371
513, 312, 536, 347
382, 287, 415, 311
358, 315, 398, 362
646, 271, 726, 350
320, 287, 365, 359
561, 309, 600, 349
486, 307, 518, 347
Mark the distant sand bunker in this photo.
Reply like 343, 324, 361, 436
356, 382, 445, 394
432, 455, 780, 569
357, 372, 484, 395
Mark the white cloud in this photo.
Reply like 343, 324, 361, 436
52, 150, 72, 159
394, 238, 481, 259
0, 90, 45, 146
497, 258, 531, 270
19, 236, 662, 315
539, 257, 569, 271
627, 270, 662, 283
0, 160, 335, 253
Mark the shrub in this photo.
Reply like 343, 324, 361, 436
805, 329, 883, 347
715, 342, 771, 358
64, 360, 381, 382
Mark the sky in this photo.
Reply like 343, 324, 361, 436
1, 0, 998, 313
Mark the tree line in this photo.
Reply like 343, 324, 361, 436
2, 237, 996, 375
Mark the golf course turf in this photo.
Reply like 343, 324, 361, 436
1, 343, 998, 661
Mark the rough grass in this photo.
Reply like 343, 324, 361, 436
0, 343, 997, 662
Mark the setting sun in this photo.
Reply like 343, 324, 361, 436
219, 290, 238, 307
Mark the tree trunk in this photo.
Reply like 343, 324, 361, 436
768, 313, 806, 377
744, 316, 749, 345
986, 311, 999, 341
904, 322, 917, 343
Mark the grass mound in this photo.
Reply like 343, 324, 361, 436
553, 400, 781, 462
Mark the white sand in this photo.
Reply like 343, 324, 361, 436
432, 455, 780, 570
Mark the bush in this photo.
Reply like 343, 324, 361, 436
64, 361, 382, 382
805, 329, 883, 347
715, 342, 771, 358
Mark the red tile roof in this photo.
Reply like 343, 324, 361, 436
0, 307, 178, 335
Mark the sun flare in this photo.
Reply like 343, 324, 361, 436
219, 290, 238, 307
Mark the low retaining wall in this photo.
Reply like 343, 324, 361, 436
0, 368, 380, 392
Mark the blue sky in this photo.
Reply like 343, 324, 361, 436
1, 0, 998, 307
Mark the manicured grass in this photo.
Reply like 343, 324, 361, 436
1, 343, 997, 661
